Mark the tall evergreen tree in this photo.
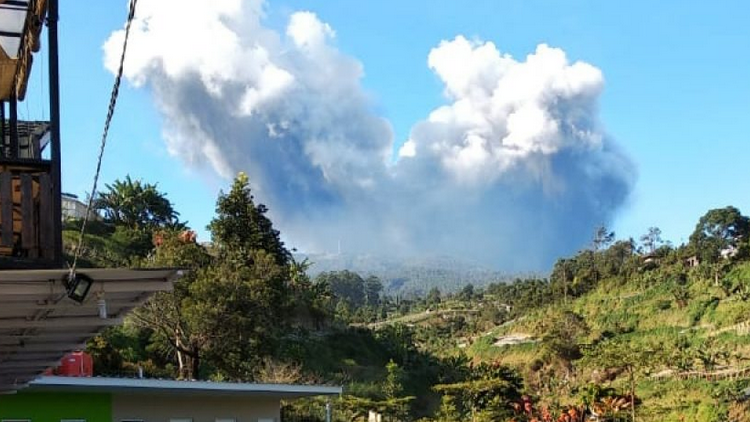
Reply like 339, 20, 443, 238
132, 173, 302, 380
208, 172, 291, 266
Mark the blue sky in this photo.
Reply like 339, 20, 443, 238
21, 0, 750, 260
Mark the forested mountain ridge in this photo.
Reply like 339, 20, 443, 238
67, 173, 750, 422
299, 252, 523, 296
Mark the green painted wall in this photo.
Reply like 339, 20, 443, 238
0, 391, 111, 422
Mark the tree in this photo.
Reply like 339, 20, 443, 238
689, 206, 750, 264
375, 324, 417, 367
364, 276, 384, 307
434, 394, 461, 422
573, 250, 599, 295
458, 284, 475, 301
433, 362, 523, 421
383, 359, 405, 400
190, 249, 288, 379
143, 246, 289, 381
316, 270, 366, 310
208, 172, 290, 266
551, 258, 576, 302
286, 258, 333, 329
639, 227, 663, 254
534, 310, 589, 376
593, 226, 615, 251
601, 238, 637, 279
71, 176, 182, 263
95, 175, 180, 230
427, 287, 442, 306
584, 339, 659, 422
133, 173, 299, 380
135, 230, 212, 379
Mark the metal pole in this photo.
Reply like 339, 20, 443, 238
47, 0, 63, 267
326, 399, 332, 422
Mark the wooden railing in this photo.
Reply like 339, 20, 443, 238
0, 169, 57, 263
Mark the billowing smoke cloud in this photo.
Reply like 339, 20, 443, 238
104, 0, 635, 271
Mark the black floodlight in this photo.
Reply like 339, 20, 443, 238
65, 272, 94, 303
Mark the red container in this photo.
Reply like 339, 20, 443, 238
55, 351, 93, 377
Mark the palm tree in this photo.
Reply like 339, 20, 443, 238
95, 175, 180, 230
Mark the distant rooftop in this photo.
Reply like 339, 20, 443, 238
30, 376, 342, 398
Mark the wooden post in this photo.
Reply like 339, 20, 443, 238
48, 0, 63, 267
9, 97, 18, 159
39, 174, 53, 259
0, 172, 12, 248
20, 174, 36, 256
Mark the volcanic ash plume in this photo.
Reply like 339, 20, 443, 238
104, 0, 635, 271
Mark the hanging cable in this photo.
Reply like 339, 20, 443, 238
69, 0, 139, 279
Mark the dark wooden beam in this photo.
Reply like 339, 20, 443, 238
0, 102, 5, 157
48, 0, 63, 267
0, 256, 58, 269
8, 98, 18, 159
1, 1, 32, 8
0, 157, 52, 169
0, 172, 12, 247
0, 30, 23, 38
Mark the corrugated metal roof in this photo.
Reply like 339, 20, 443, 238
0, 268, 181, 394
29, 376, 343, 398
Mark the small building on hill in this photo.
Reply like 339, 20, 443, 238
685, 255, 700, 267
0, 376, 341, 422
61, 192, 90, 220
641, 252, 661, 266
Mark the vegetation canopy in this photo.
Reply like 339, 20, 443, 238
73, 188, 750, 422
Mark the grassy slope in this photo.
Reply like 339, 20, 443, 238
288, 262, 750, 420
444, 263, 750, 421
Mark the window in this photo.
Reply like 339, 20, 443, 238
216, 419, 236, 422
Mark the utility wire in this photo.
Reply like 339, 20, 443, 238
70, 0, 139, 278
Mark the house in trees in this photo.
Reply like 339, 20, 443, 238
685, 255, 699, 267
0, 376, 342, 422
61, 192, 90, 220
641, 252, 661, 267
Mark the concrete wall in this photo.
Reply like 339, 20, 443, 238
0, 391, 111, 422
112, 394, 281, 422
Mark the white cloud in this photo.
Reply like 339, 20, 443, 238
287, 11, 335, 49
398, 139, 416, 158
411, 39, 606, 186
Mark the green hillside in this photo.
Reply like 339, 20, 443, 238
70, 174, 750, 421
457, 263, 750, 421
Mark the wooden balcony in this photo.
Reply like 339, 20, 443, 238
0, 119, 60, 268
0, 0, 63, 269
